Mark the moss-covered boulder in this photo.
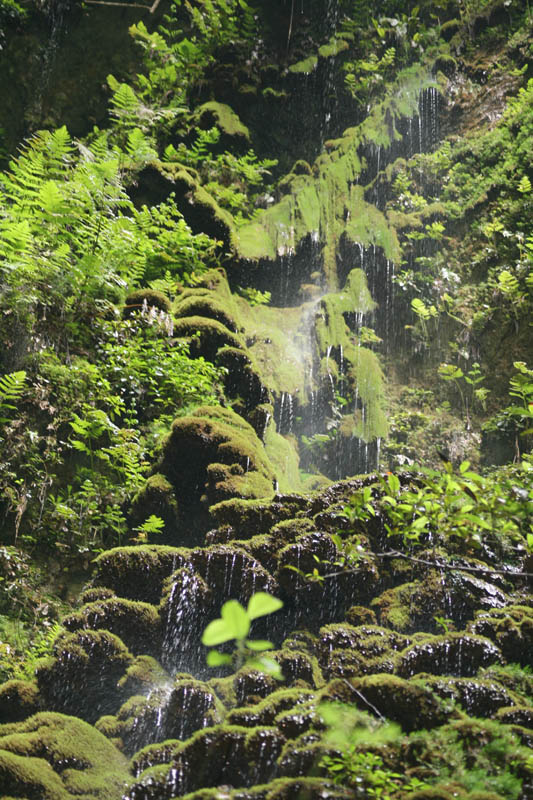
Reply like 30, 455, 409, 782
0, 712, 129, 800
396, 633, 502, 678
129, 724, 286, 798
128, 474, 180, 540
92, 545, 187, 604
469, 605, 533, 665
36, 630, 133, 723
159, 405, 277, 507
0, 680, 41, 724
124, 288, 172, 316
63, 597, 162, 657
371, 571, 508, 634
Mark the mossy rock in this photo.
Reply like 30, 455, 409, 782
196, 101, 250, 140
92, 545, 187, 604
63, 597, 162, 657
423, 675, 517, 719
36, 630, 133, 723
209, 494, 308, 537
173, 315, 244, 361
269, 649, 324, 689
345, 606, 377, 626
118, 655, 171, 697
469, 605, 533, 665
174, 295, 240, 333
226, 687, 314, 728
0, 681, 41, 724
108, 677, 223, 757
495, 704, 533, 728
371, 571, 508, 634
124, 288, 171, 315
345, 674, 450, 731
78, 586, 115, 605
129, 724, 286, 797
317, 624, 409, 679
159, 405, 277, 506
0, 712, 129, 800
396, 633, 502, 678
128, 473, 179, 540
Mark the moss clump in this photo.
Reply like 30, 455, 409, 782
173, 315, 244, 361
159, 405, 277, 505
0, 712, 129, 799
36, 630, 133, 723
63, 597, 161, 657
288, 56, 318, 74
347, 674, 451, 732
264, 426, 303, 493
118, 655, 171, 697
0, 680, 41, 724
124, 288, 171, 315
174, 295, 240, 333
226, 687, 314, 727
469, 605, 533, 666
128, 473, 179, 539
345, 606, 377, 627
196, 101, 250, 140
397, 633, 502, 678
78, 587, 115, 605
92, 545, 188, 604
209, 494, 307, 536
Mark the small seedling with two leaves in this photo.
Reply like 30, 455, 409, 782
202, 592, 283, 679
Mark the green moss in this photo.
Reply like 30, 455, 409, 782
36, 630, 133, 723
196, 101, 250, 140
0, 681, 41, 724
236, 66, 435, 287
118, 655, 171, 696
264, 426, 302, 493
159, 405, 277, 504
173, 315, 244, 361
174, 295, 239, 333
124, 288, 171, 315
63, 597, 161, 657
346, 674, 450, 731
0, 712, 129, 799
92, 545, 188, 603
288, 56, 318, 74
128, 473, 179, 537
226, 687, 314, 727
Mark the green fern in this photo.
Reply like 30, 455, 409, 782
0, 371, 27, 424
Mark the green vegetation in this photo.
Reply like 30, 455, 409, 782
0, 0, 533, 797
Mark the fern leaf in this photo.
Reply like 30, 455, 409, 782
0, 371, 27, 404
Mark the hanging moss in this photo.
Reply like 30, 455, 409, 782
264, 425, 302, 494
236, 66, 435, 287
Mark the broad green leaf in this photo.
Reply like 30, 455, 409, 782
247, 592, 283, 621
201, 617, 235, 646
245, 639, 273, 652
206, 650, 232, 667
221, 599, 250, 640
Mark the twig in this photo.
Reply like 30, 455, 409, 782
83, 1, 152, 8
305, 551, 533, 582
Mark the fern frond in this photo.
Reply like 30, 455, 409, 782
0, 370, 27, 406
